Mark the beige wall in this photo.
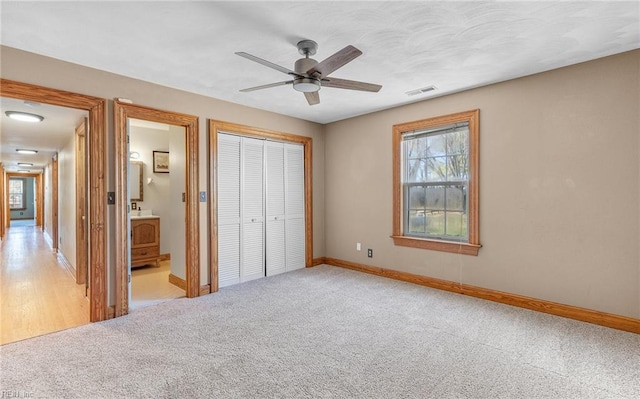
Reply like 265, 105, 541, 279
58, 133, 76, 268
325, 50, 640, 318
0, 46, 326, 305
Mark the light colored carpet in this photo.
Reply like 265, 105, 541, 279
1, 265, 638, 398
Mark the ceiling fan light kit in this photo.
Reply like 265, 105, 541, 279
236, 39, 381, 105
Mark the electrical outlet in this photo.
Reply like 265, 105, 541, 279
367, 249, 373, 258
356, 242, 361, 251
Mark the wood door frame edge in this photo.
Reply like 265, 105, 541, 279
0, 78, 108, 322
74, 118, 88, 285
208, 119, 313, 294
114, 101, 200, 317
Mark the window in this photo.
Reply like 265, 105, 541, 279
392, 110, 480, 255
9, 178, 26, 210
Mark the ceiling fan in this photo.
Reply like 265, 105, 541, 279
236, 40, 382, 106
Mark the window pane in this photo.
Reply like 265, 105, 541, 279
446, 185, 466, 212
445, 211, 467, 239
425, 186, 445, 210
425, 210, 445, 236
447, 155, 468, 181
426, 156, 446, 182
408, 210, 426, 234
406, 159, 425, 182
445, 130, 468, 156
426, 134, 446, 157
406, 137, 426, 158
408, 186, 426, 208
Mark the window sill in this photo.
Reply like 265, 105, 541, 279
391, 235, 481, 256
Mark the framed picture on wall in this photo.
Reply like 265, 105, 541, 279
153, 151, 170, 173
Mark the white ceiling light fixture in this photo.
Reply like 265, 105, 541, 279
18, 169, 31, 173
16, 149, 38, 154
5, 111, 45, 122
17, 162, 34, 166
293, 77, 321, 93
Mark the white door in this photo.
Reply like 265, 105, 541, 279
217, 134, 305, 288
285, 143, 305, 271
240, 137, 265, 282
265, 142, 286, 276
217, 134, 241, 287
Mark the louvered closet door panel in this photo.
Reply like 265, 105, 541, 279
242, 138, 264, 222
218, 224, 240, 287
242, 220, 264, 281
285, 143, 305, 271
266, 220, 286, 276
217, 134, 242, 287
285, 144, 305, 218
241, 137, 265, 282
286, 218, 305, 271
265, 142, 286, 276
265, 142, 285, 217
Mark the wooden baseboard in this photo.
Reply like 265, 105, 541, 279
169, 274, 209, 296
57, 252, 76, 277
311, 257, 327, 266
158, 253, 171, 261
324, 257, 640, 334
107, 305, 115, 320
199, 285, 211, 296
168, 273, 187, 290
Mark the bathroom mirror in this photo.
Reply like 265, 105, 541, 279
130, 161, 143, 201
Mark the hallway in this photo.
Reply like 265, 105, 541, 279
0, 225, 89, 345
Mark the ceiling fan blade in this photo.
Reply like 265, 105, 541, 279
304, 91, 320, 106
306, 45, 362, 78
239, 80, 294, 92
235, 52, 300, 76
321, 77, 382, 92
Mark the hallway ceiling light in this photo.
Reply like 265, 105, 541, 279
17, 162, 33, 166
18, 169, 31, 173
5, 111, 45, 122
16, 149, 38, 154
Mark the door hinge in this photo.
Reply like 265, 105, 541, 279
128, 274, 131, 283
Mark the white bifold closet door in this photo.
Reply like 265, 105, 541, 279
218, 133, 305, 288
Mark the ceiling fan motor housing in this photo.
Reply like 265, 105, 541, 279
293, 57, 321, 92
295, 57, 317, 75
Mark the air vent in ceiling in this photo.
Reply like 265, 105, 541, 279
406, 85, 437, 96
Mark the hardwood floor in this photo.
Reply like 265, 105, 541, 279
0, 225, 89, 345
130, 260, 185, 310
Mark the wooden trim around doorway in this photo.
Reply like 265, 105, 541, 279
114, 102, 200, 317
75, 118, 88, 285
208, 120, 313, 294
0, 78, 108, 322
0, 163, 4, 240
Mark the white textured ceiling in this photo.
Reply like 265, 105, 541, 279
1, 1, 639, 126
